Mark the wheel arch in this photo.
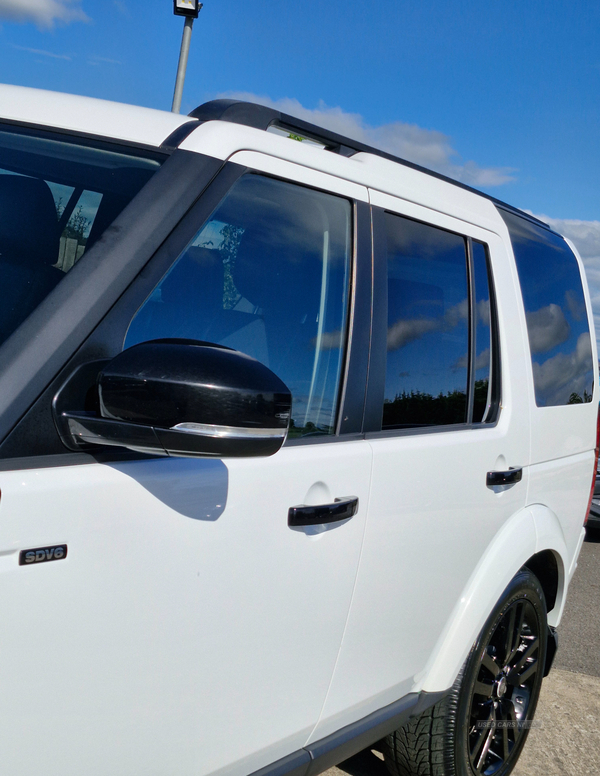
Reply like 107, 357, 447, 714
418, 504, 569, 693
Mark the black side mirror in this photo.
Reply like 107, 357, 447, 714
56, 340, 292, 458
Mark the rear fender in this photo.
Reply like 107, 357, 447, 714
418, 504, 568, 693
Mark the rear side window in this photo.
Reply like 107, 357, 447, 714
126, 173, 352, 438
382, 213, 497, 429
501, 210, 594, 406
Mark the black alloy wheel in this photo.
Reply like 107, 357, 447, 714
382, 568, 548, 776
464, 597, 543, 773
455, 568, 547, 776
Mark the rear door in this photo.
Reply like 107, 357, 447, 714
0, 160, 373, 776
308, 191, 531, 740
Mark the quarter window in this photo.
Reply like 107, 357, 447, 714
126, 174, 352, 438
500, 210, 594, 406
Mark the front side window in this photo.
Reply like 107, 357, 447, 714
126, 174, 352, 437
0, 125, 164, 348
501, 210, 594, 406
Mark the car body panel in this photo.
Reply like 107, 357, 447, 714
0, 444, 372, 776
0, 83, 192, 146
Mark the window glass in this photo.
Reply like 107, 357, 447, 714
0, 126, 164, 348
383, 213, 469, 428
472, 241, 493, 422
126, 174, 352, 438
501, 210, 594, 406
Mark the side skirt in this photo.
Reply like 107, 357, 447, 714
248, 689, 450, 776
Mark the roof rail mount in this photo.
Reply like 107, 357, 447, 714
188, 99, 551, 232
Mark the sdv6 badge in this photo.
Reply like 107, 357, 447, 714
19, 545, 68, 566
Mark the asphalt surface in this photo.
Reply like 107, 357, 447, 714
325, 528, 600, 776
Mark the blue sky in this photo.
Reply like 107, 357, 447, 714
2, 0, 600, 331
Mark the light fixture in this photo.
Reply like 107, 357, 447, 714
173, 0, 201, 18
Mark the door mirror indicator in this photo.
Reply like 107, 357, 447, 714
55, 340, 291, 458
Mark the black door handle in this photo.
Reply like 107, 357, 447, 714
486, 467, 523, 487
288, 496, 359, 527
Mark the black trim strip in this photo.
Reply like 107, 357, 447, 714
161, 119, 200, 150
466, 238, 476, 424
363, 207, 388, 433
245, 689, 449, 776
248, 752, 310, 776
337, 201, 372, 435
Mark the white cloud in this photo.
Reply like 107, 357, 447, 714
533, 332, 594, 405
526, 303, 571, 354
87, 55, 122, 66
387, 298, 469, 351
387, 317, 439, 350
0, 0, 88, 28
12, 43, 71, 59
531, 215, 600, 345
218, 93, 516, 188
313, 330, 343, 351
453, 348, 490, 372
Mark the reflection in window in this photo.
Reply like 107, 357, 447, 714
126, 174, 352, 437
501, 210, 594, 406
48, 185, 103, 272
383, 214, 469, 428
472, 241, 493, 422
0, 126, 163, 348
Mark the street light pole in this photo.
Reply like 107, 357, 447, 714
171, 1, 202, 114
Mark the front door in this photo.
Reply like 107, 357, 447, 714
0, 165, 372, 776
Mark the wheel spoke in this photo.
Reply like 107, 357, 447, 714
507, 638, 540, 685
516, 659, 538, 685
508, 603, 527, 663
503, 605, 517, 663
482, 650, 501, 679
471, 707, 494, 763
511, 637, 539, 672
473, 680, 494, 699
476, 718, 496, 772
507, 699, 522, 740
502, 723, 510, 761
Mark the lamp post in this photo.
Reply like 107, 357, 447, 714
171, 0, 202, 114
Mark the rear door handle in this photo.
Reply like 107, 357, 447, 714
288, 496, 359, 527
486, 467, 523, 487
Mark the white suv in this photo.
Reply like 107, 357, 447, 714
0, 84, 596, 776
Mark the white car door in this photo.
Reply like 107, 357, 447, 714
0, 162, 372, 776
309, 192, 531, 741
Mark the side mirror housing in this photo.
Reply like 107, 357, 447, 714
56, 340, 291, 458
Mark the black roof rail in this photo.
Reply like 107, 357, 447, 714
188, 99, 551, 231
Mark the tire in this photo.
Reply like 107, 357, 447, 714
383, 568, 548, 776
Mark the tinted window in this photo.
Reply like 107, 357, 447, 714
126, 174, 352, 438
501, 210, 594, 406
472, 241, 493, 422
0, 125, 163, 348
383, 214, 470, 428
